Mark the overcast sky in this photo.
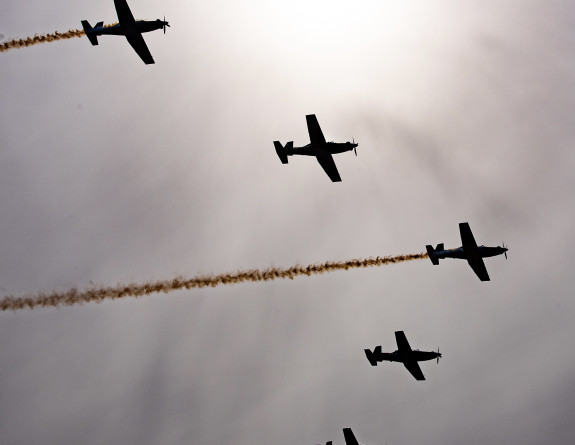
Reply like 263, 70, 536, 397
1, 1, 575, 444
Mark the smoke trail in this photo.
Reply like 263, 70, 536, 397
0, 252, 428, 311
0, 29, 85, 53
0, 24, 118, 53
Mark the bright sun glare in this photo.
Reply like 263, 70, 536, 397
266, 0, 416, 54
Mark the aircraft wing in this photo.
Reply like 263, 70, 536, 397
403, 360, 426, 381
460, 222, 490, 281
114, 0, 136, 25
315, 153, 342, 182
466, 256, 490, 281
125, 33, 155, 64
343, 428, 360, 445
459, 222, 479, 251
114, 0, 155, 64
395, 331, 413, 353
306, 114, 327, 145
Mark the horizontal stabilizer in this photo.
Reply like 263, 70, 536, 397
426, 244, 440, 265
365, 345, 382, 366
81, 20, 99, 45
273, 141, 288, 164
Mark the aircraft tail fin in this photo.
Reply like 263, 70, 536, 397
364, 345, 382, 366
81, 20, 99, 45
343, 428, 360, 445
273, 141, 289, 164
426, 244, 442, 265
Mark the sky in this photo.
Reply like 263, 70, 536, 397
1, 0, 575, 443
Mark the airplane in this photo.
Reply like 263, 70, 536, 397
365, 331, 441, 381
316, 428, 368, 445
274, 114, 358, 182
426, 222, 508, 282
81, 0, 169, 64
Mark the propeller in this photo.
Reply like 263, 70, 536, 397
502, 241, 508, 259
437, 347, 441, 364
353, 138, 357, 156
163, 15, 170, 34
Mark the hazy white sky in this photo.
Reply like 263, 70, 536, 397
1, 1, 575, 444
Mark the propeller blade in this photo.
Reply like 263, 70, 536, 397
437, 348, 440, 364
163, 15, 167, 34
354, 147, 357, 156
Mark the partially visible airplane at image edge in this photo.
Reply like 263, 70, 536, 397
426, 222, 508, 281
364, 331, 441, 381
82, 0, 169, 64
316, 427, 371, 445
274, 114, 358, 182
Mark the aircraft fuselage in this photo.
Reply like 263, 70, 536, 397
90, 20, 167, 36
433, 245, 507, 260
286, 141, 357, 157
379, 350, 439, 363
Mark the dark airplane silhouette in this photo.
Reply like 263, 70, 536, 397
274, 114, 357, 182
365, 331, 441, 381
426, 222, 508, 281
316, 428, 368, 445
82, 0, 169, 64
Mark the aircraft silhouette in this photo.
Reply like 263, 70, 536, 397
82, 0, 169, 64
365, 331, 441, 381
274, 114, 357, 182
426, 222, 508, 281
316, 427, 370, 445
343, 428, 363, 445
